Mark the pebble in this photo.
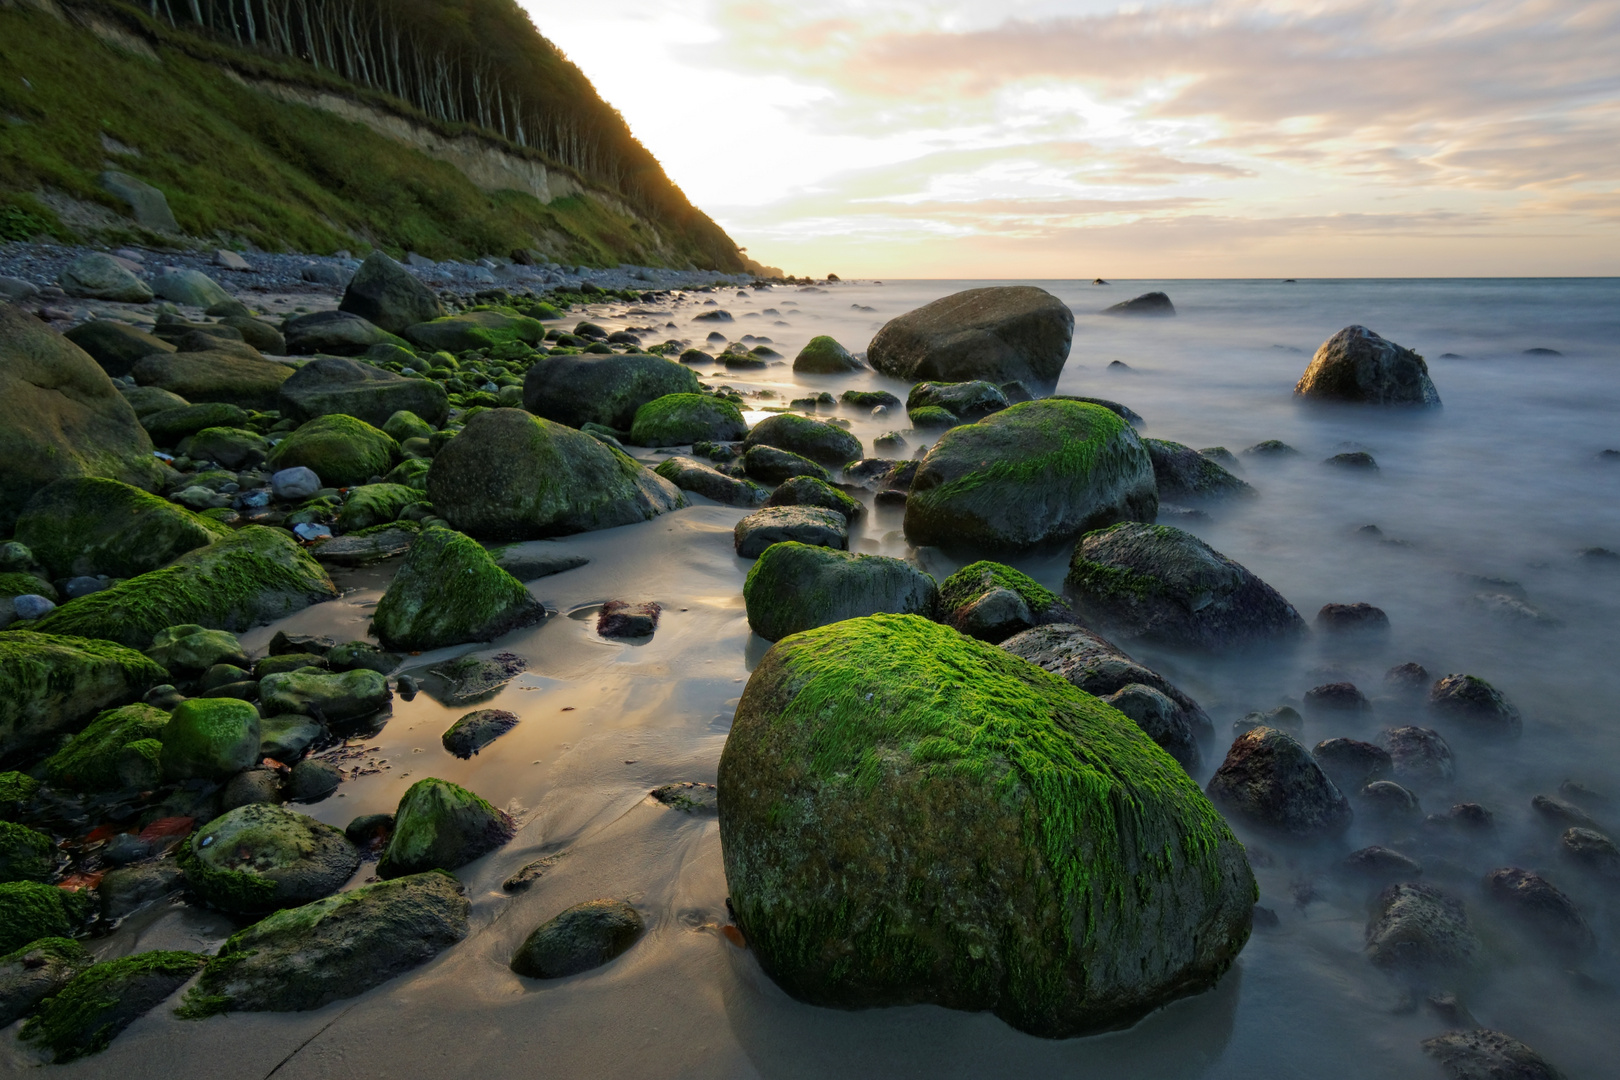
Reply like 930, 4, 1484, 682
12, 594, 55, 620
272, 466, 322, 500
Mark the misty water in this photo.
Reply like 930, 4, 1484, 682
32, 277, 1620, 1079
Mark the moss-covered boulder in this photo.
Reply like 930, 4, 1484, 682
160, 698, 261, 780
734, 506, 849, 559
32, 527, 337, 647
141, 401, 250, 445
325, 640, 401, 675
376, 778, 514, 878
0, 632, 165, 760
764, 476, 862, 519
14, 477, 227, 580
792, 335, 862, 374
907, 380, 1009, 422
742, 445, 830, 485
131, 349, 293, 411
935, 560, 1074, 644
427, 409, 682, 540
510, 898, 644, 979
42, 703, 170, 792
335, 483, 424, 533
1064, 522, 1308, 652
383, 410, 434, 443
742, 542, 939, 641
64, 321, 175, 379
0, 821, 53, 883
0, 938, 90, 1028
177, 426, 271, 469
743, 413, 862, 468
403, 311, 544, 352
0, 306, 165, 533
628, 393, 747, 446
0, 880, 75, 953
179, 870, 467, 1015
905, 400, 1156, 550
522, 353, 701, 430
20, 950, 205, 1062
0, 772, 42, 821
181, 804, 360, 915
1143, 439, 1253, 501
267, 414, 399, 488
277, 356, 449, 428
259, 668, 391, 724
146, 625, 249, 673
338, 252, 445, 334
718, 614, 1254, 1036
371, 526, 541, 650
653, 456, 767, 507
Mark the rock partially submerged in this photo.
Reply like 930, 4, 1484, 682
377, 777, 514, 878
181, 804, 361, 914
654, 456, 766, 507
1421, 1029, 1563, 1080
628, 393, 746, 446
742, 543, 938, 642
743, 413, 862, 468
372, 526, 542, 651
509, 899, 644, 979
1206, 727, 1352, 836
718, 614, 1254, 1037
1365, 882, 1477, 971
792, 336, 862, 374
867, 286, 1074, 387
1428, 674, 1522, 737
0, 938, 90, 1029
1143, 439, 1252, 500
1101, 291, 1175, 317
1294, 325, 1440, 406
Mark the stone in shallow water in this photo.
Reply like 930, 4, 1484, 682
597, 600, 660, 638
509, 899, 644, 979
1421, 1029, 1562, 1080
425, 651, 527, 707
1365, 882, 1476, 971
651, 781, 717, 812
441, 709, 519, 759
376, 777, 513, 878
1206, 727, 1352, 837
1482, 866, 1593, 950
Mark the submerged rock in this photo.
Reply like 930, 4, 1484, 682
718, 614, 1254, 1037
1380, 726, 1455, 784
0, 632, 165, 760
522, 353, 699, 430
653, 456, 766, 507
21, 951, 205, 1062
1143, 438, 1252, 500
1102, 291, 1175, 316
1304, 682, 1370, 711
906, 400, 1157, 550
1559, 828, 1620, 881
1317, 602, 1390, 633
1365, 882, 1477, 971
743, 543, 938, 642
764, 475, 863, 520
376, 777, 514, 878
1206, 727, 1352, 836
742, 444, 829, 484
182, 803, 360, 914
442, 709, 519, 758
743, 413, 863, 468
15, 476, 225, 580
733, 506, 848, 558
510, 899, 644, 979
793, 335, 862, 374
1312, 738, 1392, 791
1483, 867, 1592, 950
906, 380, 1009, 423
371, 526, 542, 651
1065, 522, 1307, 651
1294, 325, 1440, 406
1428, 674, 1522, 737
424, 652, 526, 706
936, 560, 1074, 644
597, 600, 660, 638
1421, 1029, 1563, 1080
867, 286, 1074, 387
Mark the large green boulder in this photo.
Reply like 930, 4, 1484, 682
180, 804, 361, 915
743, 413, 862, 467
268, 414, 399, 488
64, 321, 175, 379
0, 632, 165, 760
259, 668, 391, 724
179, 870, 468, 1015
427, 409, 682, 540
146, 625, 249, 672
383, 410, 434, 443
0, 880, 75, 953
335, 483, 424, 533
403, 311, 544, 352
0, 938, 91, 1029
42, 703, 170, 792
718, 614, 1254, 1036
628, 393, 747, 446
0, 306, 165, 533
904, 400, 1157, 549
742, 542, 938, 641
32, 527, 337, 647
20, 951, 205, 1063
14, 476, 226, 580
277, 356, 449, 428
376, 777, 513, 878
161, 698, 261, 780
522, 353, 701, 430
371, 526, 541, 650
792, 335, 862, 374
131, 349, 293, 410
177, 426, 271, 469
141, 402, 250, 445
338, 252, 445, 334
1064, 522, 1308, 652
868, 286, 1073, 387
0, 821, 54, 883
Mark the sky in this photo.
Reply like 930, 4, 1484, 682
524, 0, 1620, 278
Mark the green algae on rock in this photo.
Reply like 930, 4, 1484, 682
42, 703, 170, 792
742, 543, 940, 642
267, 414, 400, 488
179, 870, 468, 1016
259, 668, 391, 724
0, 880, 76, 954
1142, 438, 1254, 501
181, 803, 361, 915
131, 349, 293, 412
403, 310, 545, 352
510, 898, 644, 979
160, 698, 261, 780
0, 821, 54, 883
936, 560, 1074, 643
20, 950, 205, 1062
734, 506, 849, 559
0, 632, 166, 760
522, 353, 702, 430
146, 625, 249, 673
31, 527, 338, 648
628, 393, 748, 446
371, 526, 542, 650
717, 614, 1254, 1037
427, 409, 683, 540
14, 476, 228, 581
792, 336, 862, 374
905, 400, 1157, 550
0, 772, 41, 820
653, 456, 767, 507
906, 380, 1009, 422
1064, 522, 1308, 652
335, 483, 426, 533
0, 937, 90, 1028
743, 413, 863, 468
764, 475, 863, 520
376, 777, 514, 878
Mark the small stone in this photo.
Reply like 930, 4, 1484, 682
221, 768, 284, 811
1206, 727, 1352, 836
1384, 662, 1430, 691
1365, 882, 1477, 971
1427, 803, 1495, 831
441, 709, 518, 759
1530, 794, 1598, 830
650, 782, 717, 812
12, 594, 54, 620
509, 899, 644, 979
598, 600, 661, 638
425, 652, 525, 707
1316, 602, 1389, 632
1235, 705, 1304, 735
502, 852, 566, 892
1360, 780, 1422, 820
1304, 682, 1370, 711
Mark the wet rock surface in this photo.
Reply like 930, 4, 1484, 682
509, 898, 645, 979
1206, 727, 1353, 836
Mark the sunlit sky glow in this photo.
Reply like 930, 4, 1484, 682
524, 0, 1620, 278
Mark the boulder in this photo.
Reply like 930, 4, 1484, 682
383, 410, 434, 443
1099, 685, 1201, 771
371, 525, 542, 650
181, 804, 361, 914
734, 506, 849, 558
1305, 682, 1369, 711
42, 703, 169, 792
288, 759, 340, 802
867, 286, 1073, 387
282, 310, 403, 355
1365, 883, 1477, 970
119, 383, 191, 418
1361, 780, 1422, 820
906, 401, 1157, 550
936, 560, 1073, 644
151, 269, 232, 309
376, 777, 513, 878
1101, 291, 1175, 316
338, 252, 444, 334
0, 821, 54, 883
325, 640, 401, 674
792, 336, 861, 373
1421, 1030, 1563, 1080
719, 614, 1254, 1036
147, 625, 249, 672
402, 311, 543, 352
1206, 727, 1352, 836
765, 475, 862, 520
0, 632, 165, 760
742, 445, 829, 484
259, 715, 323, 762
906, 380, 1009, 423
169, 424, 270, 470
1294, 325, 1440, 406
20, 951, 205, 1063
14, 476, 226, 580
654, 456, 766, 507
97, 170, 179, 232
742, 413, 862, 468
1483, 867, 1592, 949
0, 307, 165, 532
131, 349, 293, 410
1428, 674, 1522, 737
0, 938, 90, 1029
743, 543, 937, 641
220, 316, 285, 354
160, 697, 261, 780
1560, 828, 1620, 880
141, 402, 250, 444
1379, 726, 1455, 784
277, 356, 449, 428
1143, 439, 1253, 500
441, 709, 518, 758
629, 393, 747, 446
57, 252, 152, 303
178, 871, 468, 1015
510, 899, 644, 978
0, 881, 74, 953
267, 414, 399, 488
259, 668, 391, 724
63, 321, 174, 379
335, 483, 423, 533
427, 409, 682, 540
522, 353, 700, 430
1065, 522, 1307, 651
1317, 602, 1390, 633
1311, 738, 1392, 791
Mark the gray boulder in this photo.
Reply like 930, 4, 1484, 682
1206, 727, 1352, 836
278, 356, 449, 428
523, 353, 699, 430
1143, 439, 1253, 500
131, 349, 293, 410
58, 252, 152, 303
1428, 674, 1522, 737
867, 286, 1073, 387
97, 170, 179, 232
338, 252, 444, 334
1294, 325, 1440, 406
906, 380, 1009, 422
733, 506, 848, 558
151, 269, 232, 309
743, 413, 863, 467
1421, 1030, 1563, 1080
282, 310, 403, 355
1366, 883, 1477, 970
742, 445, 829, 484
